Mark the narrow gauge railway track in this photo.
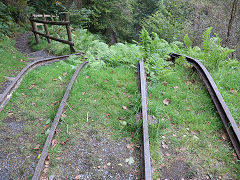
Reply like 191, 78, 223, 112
2, 52, 238, 179
0, 53, 84, 113
170, 53, 240, 159
32, 60, 152, 179
32, 61, 88, 179
1, 50, 153, 179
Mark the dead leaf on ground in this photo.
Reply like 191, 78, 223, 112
33, 144, 40, 150
28, 84, 36, 90
43, 124, 49, 130
45, 159, 49, 166
166, 153, 171, 157
82, 92, 86, 95
161, 141, 169, 149
122, 106, 127, 110
162, 81, 168, 86
61, 113, 67, 118
163, 98, 170, 105
232, 153, 238, 160
75, 175, 81, 180
53, 101, 59, 105
186, 106, 191, 111
56, 157, 61, 160
230, 88, 237, 94
126, 144, 135, 151
180, 147, 186, 151
222, 133, 227, 140
52, 139, 58, 148
105, 113, 110, 117
63, 72, 67, 77
60, 139, 69, 145
22, 93, 27, 98
104, 79, 109, 82
186, 80, 192, 85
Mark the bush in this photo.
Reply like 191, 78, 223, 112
183, 27, 235, 70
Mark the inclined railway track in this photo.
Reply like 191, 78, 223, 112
170, 53, 240, 159
0, 52, 239, 179
0, 53, 84, 113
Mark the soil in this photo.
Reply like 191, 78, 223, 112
15, 32, 55, 59
49, 127, 142, 179
0, 113, 40, 179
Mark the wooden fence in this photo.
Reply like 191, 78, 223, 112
29, 13, 75, 53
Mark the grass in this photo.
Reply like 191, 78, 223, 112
50, 65, 140, 144
148, 61, 240, 179
0, 38, 27, 86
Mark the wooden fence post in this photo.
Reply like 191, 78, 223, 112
64, 12, 75, 53
42, 14, 51, 44
30, 14, 40, 44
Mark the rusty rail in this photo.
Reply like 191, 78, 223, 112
138, 60, 152, 179
0, 53, 84, 113
170, 53, 240, 159
32, 61, 88, 180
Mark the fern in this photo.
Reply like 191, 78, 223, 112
202, 27, 213, 53
184, 34, 192, 48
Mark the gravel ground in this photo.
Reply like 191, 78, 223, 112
49, 128, 142, 179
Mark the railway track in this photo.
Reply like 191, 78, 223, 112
170, 53, 240, 159
0, 53, 84, 113
0, 51, 239, 179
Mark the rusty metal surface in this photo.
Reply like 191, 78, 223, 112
170, 53, 240, 159
138, 60, 152, 179
32, 61, 88, 180
0, 53, 84, 113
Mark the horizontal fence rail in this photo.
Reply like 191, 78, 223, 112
29, 13, 75, 53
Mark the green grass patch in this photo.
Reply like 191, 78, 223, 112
50, 65, 141, 150
0, 37, 27, 86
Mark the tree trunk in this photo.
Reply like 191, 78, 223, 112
225, 0, 238, 47
73, 0, 82, 9
136, 23, 142, 42
106, 28, 117, 45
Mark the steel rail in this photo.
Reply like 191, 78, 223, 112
0, 53, 84, 113
170, 53, 240, 159
138, 60, 152, 179
32, 61, 88, 180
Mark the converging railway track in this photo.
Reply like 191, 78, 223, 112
0, 52, 239, 179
